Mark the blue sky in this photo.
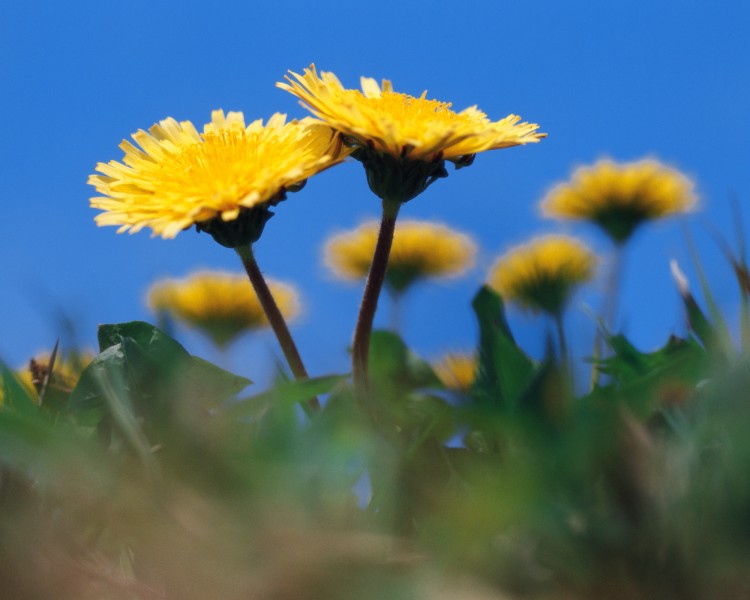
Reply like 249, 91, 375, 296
2, 1, 749, 386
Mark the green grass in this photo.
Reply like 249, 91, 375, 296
2, 278, 749, 599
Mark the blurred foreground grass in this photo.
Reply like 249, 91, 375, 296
2, 278, 750, 600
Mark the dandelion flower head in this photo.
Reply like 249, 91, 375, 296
279, 65, 544, 163
89, 110, 348, 240
147, 271, 300, 348
279, 65, 545, 204
488, 235, 597, 315
324, 220, 477, 293
540, 159, 697, 244
433, 352, 478, 393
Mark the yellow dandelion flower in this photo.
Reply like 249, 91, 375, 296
279, 65, 545, 203
433, 352, 478, 393
540, 158, 697, 244
324, 220, 477, 293
147, 271, 300, 348
488, 235, 597, 315
1, 351, 94, 406
89, 110, 349, 244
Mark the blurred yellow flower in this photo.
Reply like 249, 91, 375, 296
488, 235, 597, 315
540, 159, 697, 244
1, 351, 93, 406
433, 352, 477, 393
89, 110, 348, 241
324, 220, 477, 293
147, 271, 300, 348
279, 65, 545, 163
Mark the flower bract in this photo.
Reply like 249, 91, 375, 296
324, 220, 477, 294
89, 110, 349, 241
279, 65, 544, 203
488, 235, 597, 315
147, 271, 300, 348
540, 159, 697, 244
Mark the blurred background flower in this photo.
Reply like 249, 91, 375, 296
432, 351, 477, 394
487, 235, 597, 316
324, 220, 477, 294
324, 219, 477, 328
1, 349, 93, 406
147, 271, 300, 349
540, 158, 697, 245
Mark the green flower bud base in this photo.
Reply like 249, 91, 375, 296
351, 146, 449, 205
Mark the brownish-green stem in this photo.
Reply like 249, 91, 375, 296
236, 245, 319, 413
352, 200, 401, 398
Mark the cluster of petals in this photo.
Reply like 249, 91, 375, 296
89, 110, 348, 239
278, 65, 545, 162
488, 235, 597, 314
324, 220, 477, 290
147, 271, 300, 346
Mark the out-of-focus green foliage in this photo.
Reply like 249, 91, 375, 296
2, 285, 750, 599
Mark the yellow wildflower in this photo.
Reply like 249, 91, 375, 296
1, 351, 93, 406
488, 235, 597, 315
147, 271, 300, 348
324, 220, 477, 293
89, 110, 348, 243
279, 65, 544, 203
540, 159, 697, 244
433, 352, 478, 393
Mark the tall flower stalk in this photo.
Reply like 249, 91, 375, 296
235, 245, 319, 411
324, 218, 478, 333
279, 65, 544, 403
351, 200, 400, 391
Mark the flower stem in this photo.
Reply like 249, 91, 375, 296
236, 245, 319, 413
352, 200, 401, 399
555, 311, 569, 374
591, 243, 626, 388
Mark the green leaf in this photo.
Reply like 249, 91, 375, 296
1, 361, 39, 417
515, 357, 567, 426
72, 321, 251, 420
471, 286, 536, 412
98, 321, 189, 363
69, 344, 128, 413
228, 373, 348, 418
185, 356, 252, 407
594, 333, 707, 417
601, 334, 705, 385
369, 330, 440, 392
